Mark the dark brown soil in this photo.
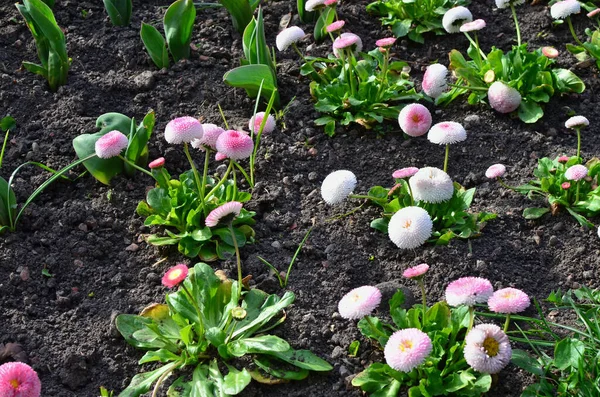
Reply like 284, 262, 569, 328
1, 0, 599, 396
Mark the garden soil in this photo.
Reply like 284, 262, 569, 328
1, 0, 599, 396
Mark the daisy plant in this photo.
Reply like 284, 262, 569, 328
16, 0, 69, 92
433, 6, 585, 123
491, 116, 600, 228
103, 0, 132, 26
344, 272, 513, 396
366, 0, 470, 43
553, 1, 600, 70
116, 263, 332, 397
302, 0, 338, 42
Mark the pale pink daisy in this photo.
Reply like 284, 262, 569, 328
161, 264, 189, 288
321, 170, 357, 205
428, 121, 467, 145
0, 362, 41, 397
464, 324, 512, 374
165, 117, 204, 144
488, 288, 530, 314
95, 130, 129, 159
588, 8, 600, 18
565, 115, 589, 129
398, 104, 432, 137
205, 201, 243, 227
551, 0, 581, 19
392, 167, 419, 179
324, 0, 338, 5
561, 181, 571, 189
403, 263, 429, 279
248, 112, 276, 134
388, 206, 433, 249
542, 46, 559, 58
333, 33, 363, 57
338, 286, 382, 320
384, 328, 432, 372
422, 64, 448, 98
215, 130, 254, 160
376, 37, 396, 48
148, 157, 165, 169
564, 164, 588, 181
488, 81, 521, 113
276, 26, 306, 51
485, 164, 506, 179
442, 6, 473, 33
215, 152, 227, 161
445, 277, 494, 306
409, 167, 454, 203
191, 123, 224, 150
460, 19, 486, 32
326, 20, 345, 33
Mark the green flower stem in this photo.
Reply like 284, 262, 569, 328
447, 83, 489, 92
117, 155, 154, 178
232, 160, 252, 189
467, 306, 475, 333
183, 143, 203, 195
365, 316, 388, 340
576, 127, 582, 161
567, 16, 584, 46
473, 33, 484, 68
293, 43, 327, 84
348, 193, 387, 203
200, 148, 211, 216
204, 160, 233, 200
325, 202, 365, 222
181, 283, 205, 336
463, 32, 487, 61
503, 313, 511, 333
418, 278, 427, 325
443, 144, 450, 173
376, 48, 390, 101
217, 103, 229, 129
407, 182, 415, 206
229, 223, 243, 298
511, 4, 521, 46
576, 180, 581, 203
345, 48, 357, 96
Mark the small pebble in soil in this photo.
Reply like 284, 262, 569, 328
549, 235, 558, 246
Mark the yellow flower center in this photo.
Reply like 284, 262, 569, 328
10, 379, 20, 389
412, 115, 421, 123
168, 269, 182, 280
501, 291, 516, 299
398, 340, 413, 352
350, 292, 361, 302
403, 219, 412, 228
483, 337, 500, 357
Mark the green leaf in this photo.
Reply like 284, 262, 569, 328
124, 111, 155, 176
223, 65, 280, 107
348, 340, 360, 357
253, 355, 309, 380
0, 175, 17, 227
552, 68, 585, 94
0, 116, 16, 132
314, 7, 335, 41
511, 349, 544, 376
265, 348, 333, 372
115, 314, 170, 350
370, 217, 389, 233
518, 100, 544, 124
232, 291, 295, 339
139, 349, 181, 365
392, 19, 412, 37
103, 0, 132, 26
119, 361, 180, 397
226, 335, 290, 357
522, 207, 549, 220
220, 0, 253, 34
164, 0, 196, 62
554, 338, 585, 370
140, 23, 169, 69
222, 365, 252, 394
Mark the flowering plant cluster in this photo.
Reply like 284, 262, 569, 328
489, 116, 600, 228
366, 0, 470, 43
277, 25, 420, 135
116, 263, 332, 396
340, 266, 528, 396
298, 0, 340, 41
431, 4, 585, 123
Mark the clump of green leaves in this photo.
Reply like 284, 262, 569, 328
219, 0, 260, 34
141, 0, 196, 69
116, 263, 332, 396
366, 0, 470, 43
16, 0, 69, 92
103, 0, 132, 26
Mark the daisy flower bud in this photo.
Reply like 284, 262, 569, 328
0, 362, 41, 397
488, 81, 521, 113
320, 170, 357, 205
588, 8, 600, 18
495, 0, 525, 9
215, 130, 254, 160
388, 206, 433, 249
276, 26, 306, 51
442, 6, 473, 33
333, 33, 363, 57
338, 286, 382, 320
165, 117, 204, 144
460, 19, 486, 32
558, 155, 570, 163
485, 164, 506, 179
565, 115, 589, 129
542, 46, 559, 58
324, 0, 338, 5
564, 164, 588, 181
393, 167, 419, 179
445, 277, 494, 307
215, 152, 227, 161
205, 201, 243, 227
398, 104, 432, 137
409, 167, 454, 203
488, 288, 530, 314
191, 123, 224, 150
403, 263, 429, 279
95, 130, 129, 159
305, 0, 326, 12
248, 112, 276, 134
551, 0, 581, 19
375, 37, 396, 48
464, 324, 511, 374
149, 157, 165, 169
561, 181, 571, 189
326, 20, 345, 33
427, 121, 467, 145
384, 329, 432, 372
422, 64, 448, 99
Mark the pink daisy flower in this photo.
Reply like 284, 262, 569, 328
398, 104, 432, 137
588, 8, 600, 17
558, 155, 570, 163
337, 286, 382, 320
95, 130, 128, 159
0, 362, 41, 397
427, 121, 467, 145
488, 288, 530, 314
191, 123, 225, 150
403, 263, 429, 279
148, 157, 165, 169
324, 0, 338, 5
485, 164, 506, 179
464, 324, 512, 374
376, 37, 396, 48
460, 19, 486, 32
205, 201, 243, 227
422, 64, 448, 99
392, 167, 419, 179
161, 264, 189, 288
561, 181, 571, 189
565, 115, 589, 129
564, 164, 588, 181
488, 81, 521, 113
445, 277, 494, 307
215, 130, 254, 160
384, 328, 432, 372
326, 20, 345, 33
333, 33, 363, 57
542, 46, 559, 58
215, 152, 227, 161
276, 26, 306, 51
165, 117, 204, 144
248, 112, 276, 134
388, 206, 433, 249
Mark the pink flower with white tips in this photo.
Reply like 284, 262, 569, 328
215, 152, 227, 161
403, 263, 429, 279
338, 286, 382, 320
0, 362, 41, 397
248, 112, 276, 134
149, 157, 165, 169
564, 164, 588, 181
392, 167, 419, 179
485, 164, 506, 179
333, 33, 363, 57
326, 20, 345, 33
191, 123, 224, 150
428, 121, 467, 145
542, 47, 559, 58
445, 277, 494, 307
488, 81, 521, 113
215, 130, 254, 160
376, 37, 396, 48
565, 115, 589, 129
398, 104, 432, 137
165, 117, 204, 144
460, 19, 486, 32
95, 130, 129, 159
205, 201, 243, 227
422, 64, 448, 99
384, 329, 432, 372
488, 288, 530, 314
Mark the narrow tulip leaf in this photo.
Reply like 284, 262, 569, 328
164, 0, 196, 62
21, 62, 47, 78
314, 7, 335, 42
141, 23, 169, 69
297, 0, 317, 23
103, 0, 132, 26
220, 0, 253, 34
